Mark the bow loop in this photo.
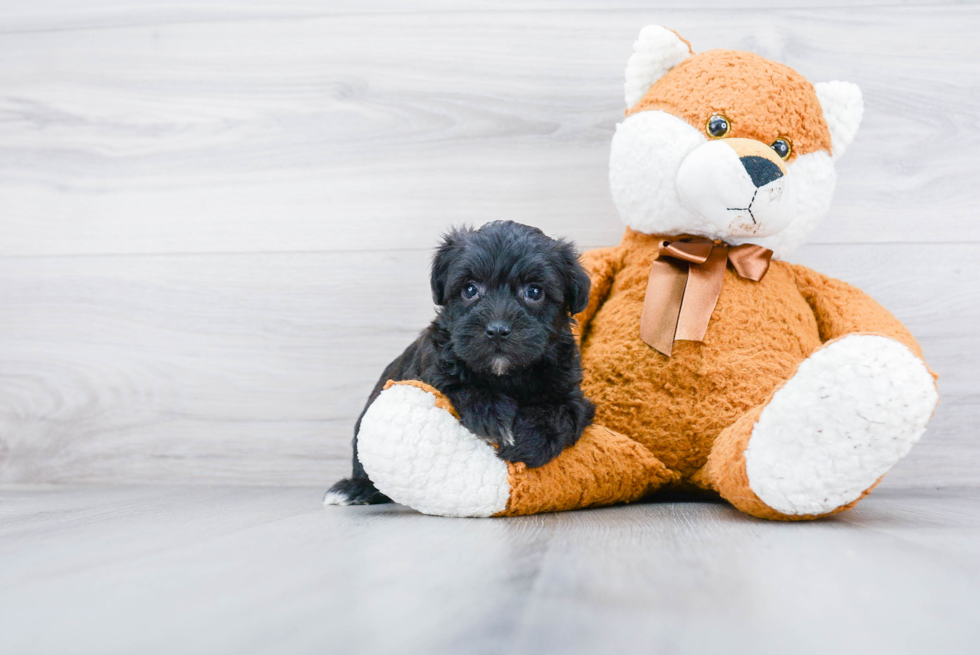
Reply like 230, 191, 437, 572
728, 244, 772, 281
639, 236, 773, 356
659, 237, 715, 265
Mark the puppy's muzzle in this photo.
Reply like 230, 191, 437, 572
675, 137, 797, 238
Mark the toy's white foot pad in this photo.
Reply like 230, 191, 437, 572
745, 335, 938, 516
357, 384, 510, 517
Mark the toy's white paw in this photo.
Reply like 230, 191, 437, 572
357, 384, 511, 517
745, 335, 938, 516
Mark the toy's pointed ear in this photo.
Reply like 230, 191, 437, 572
815, 81, 864, 159
624, 25, 693, 109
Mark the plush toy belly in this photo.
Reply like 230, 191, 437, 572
580, 259, 822, 478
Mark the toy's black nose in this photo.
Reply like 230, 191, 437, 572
485, 321, 512, 341
741, 155, 783, 188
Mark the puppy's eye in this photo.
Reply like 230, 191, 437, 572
461, 282, 479, 300
524, 284, 544, 303
706, 114, 730, 138
771, 138, 792, 160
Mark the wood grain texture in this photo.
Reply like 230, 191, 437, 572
1, 5, 978, 256
1, 486, 979, 655
0, 243, 975, 487
0, 2, 977, 487
2, 0, 969, 26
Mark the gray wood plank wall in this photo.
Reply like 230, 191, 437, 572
1, 1, 978, 487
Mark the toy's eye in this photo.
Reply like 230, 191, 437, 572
524, 284, 544, 303
462, 282, 480, 300
771, 138, 792, 160
706, 114, 730, 138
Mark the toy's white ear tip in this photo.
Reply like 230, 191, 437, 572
815, 80, 864, 158
816, 80, 863, 104
624, 25, 692, 109
637, 24, 674, 40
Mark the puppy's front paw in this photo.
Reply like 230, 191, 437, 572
458, 396, 519, 449
497, 410, 564, 468
323, 477, 391, 506
497, 400, 592, 468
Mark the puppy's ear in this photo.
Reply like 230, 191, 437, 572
430, 227, 470, 306
557, 240, 591, 315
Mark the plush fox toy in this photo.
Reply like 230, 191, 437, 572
352, 26, 939, 520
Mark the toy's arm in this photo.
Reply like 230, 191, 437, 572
574, 246, 623, 342
789, 263, 931, 367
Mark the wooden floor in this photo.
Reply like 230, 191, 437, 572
1, 486, 979, 655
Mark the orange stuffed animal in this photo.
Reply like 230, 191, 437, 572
347, 26, 939, 520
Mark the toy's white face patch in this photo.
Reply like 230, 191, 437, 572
609, 110, 837, 259
609, 111, 710, 237
676, 139, 797, 238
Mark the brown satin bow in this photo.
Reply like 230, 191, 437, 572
639, 236, 773, 356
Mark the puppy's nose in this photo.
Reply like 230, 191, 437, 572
740, 155, 783, 188
485, 321, 512, 341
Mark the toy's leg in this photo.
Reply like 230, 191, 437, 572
696, 334, 938, 520
355, 380, 677, 517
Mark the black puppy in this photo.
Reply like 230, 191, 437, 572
325, 221, 595, 505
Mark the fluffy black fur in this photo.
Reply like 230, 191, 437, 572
326, 221, 596, 505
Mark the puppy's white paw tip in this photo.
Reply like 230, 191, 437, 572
322, 491, 351, 506
746, 335, 937, 516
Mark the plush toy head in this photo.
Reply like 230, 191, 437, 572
609, 26, 864, 258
